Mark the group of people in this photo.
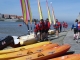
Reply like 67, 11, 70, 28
54, 19, 68, 38
34, 18, 50, 42
34, 18, 68, 42
71, 19, 80, 43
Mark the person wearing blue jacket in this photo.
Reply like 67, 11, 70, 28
71, 19, 78, 41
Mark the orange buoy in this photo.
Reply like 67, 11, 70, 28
18, 24, 22, 26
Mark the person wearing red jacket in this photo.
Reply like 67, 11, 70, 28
65, 22, 68, 28
44, 18, 50, 40
34, 20, 39, 40
58, 22, 62, 33
62, 21, 65, 31
62, 21, 68, 31
38, 19, 45, 41
53, 19, 59, 38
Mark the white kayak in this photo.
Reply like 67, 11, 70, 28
12, 30, 55, 46
48, 30, 55, 35
12, 35, 37, 46
19, 35, 37, 45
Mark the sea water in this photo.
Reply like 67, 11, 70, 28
0, 21, 72, 39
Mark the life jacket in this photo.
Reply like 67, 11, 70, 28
65, 23, 68, 28
44, 21, 48, 29
72, 22, 78, 29
58, 22, 61, 27
53, 22, 59, 29
48, 22, 50, 29
44, 21, 50, 30
34, 24, 38, 32
38, 22, 44, 30
45, 21, 48, 27
63, 22, 65, 27
78, 22, 80, 30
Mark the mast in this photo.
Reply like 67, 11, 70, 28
38, 0, 43, 19
26, 0, 33, 32
50, 2, 56, 25
20, 0, 29, 33
46, 0, 52, 25
20, 0, 28, 24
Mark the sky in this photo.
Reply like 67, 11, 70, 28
0, 0, 80, 23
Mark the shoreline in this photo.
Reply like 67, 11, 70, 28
0, 19, 23, 22
0, 18, 39, 22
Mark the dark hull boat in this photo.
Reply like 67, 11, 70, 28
0, 36, 14, 50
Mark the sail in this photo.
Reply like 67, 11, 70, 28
50, 2, 56, 25
46, 0, 52, 24
26, 0, 32, 24
20, 0, 28, 24
26, 0, 32, 32
38, 0, 43, 19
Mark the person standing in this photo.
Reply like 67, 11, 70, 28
60, 22, 62, 32
44, 18, 50, 40
65, 22, 68, 30
34, 20, 39, 41
53, 19, 59, 38
71, 19, 78, 42
38, 19, 45, 41
62, 21, 65, 31
58, 21, 62, 33
77, 21, 80, 40
62, 21, 68, 32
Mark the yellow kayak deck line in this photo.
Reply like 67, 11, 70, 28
0, 41, 51, 54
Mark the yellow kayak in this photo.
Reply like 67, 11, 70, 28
10, 44, 70, 60
0, 43, 59, 60
0, 41, 51, 54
